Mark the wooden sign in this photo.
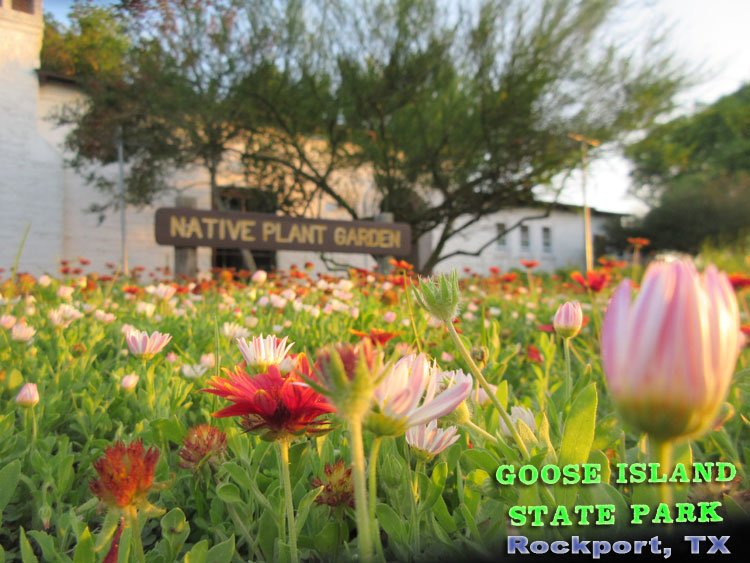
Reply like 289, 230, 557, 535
155, 207, 411, 256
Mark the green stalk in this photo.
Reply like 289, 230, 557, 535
278, 440, 299, 563
128, 510, 146, 563
446, 322, 530, 460
464, 419, 497, 444
368, 437, 386, 563
348, 416, 373, 563
563, 337, 572, 402
652, 438, 674, 508
403, 276, 423, 354
412, 459, 424, 555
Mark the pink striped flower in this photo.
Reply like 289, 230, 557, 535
553, 301, 583, 339
16, 382, 39, 407
125, 330, 172, 360
406, 420, 460, 460
236, 334, 294, 374
367, 354, 472, 436
601, 257, 741, 441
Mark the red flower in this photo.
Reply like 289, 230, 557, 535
501, 273, 518, 283
349, 328, 397, 346
520, 260, 539, 269
78, 257, 91, 265
90, 440, 159, 509
537, 324, 554, 332
202, 360, 334, 441
489, 266, 501, 275
570, 270, 610, 293
526, 345, 544, 364
728, 273, 750, 290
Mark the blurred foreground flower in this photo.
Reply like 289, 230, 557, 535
11, 323, 35, 343
125, 330, 172, 359
601, 256, 741, 441
120, 374, 139, 390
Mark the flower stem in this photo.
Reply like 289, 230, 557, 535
464, 419, 497, 444
404, 276, 423, 354
278, 440, 299, 563
447, 322, 530, 460
349, 416, 373, 563
128, 510, 146, 563
563, 337, 572, 402
652, 438, 674, 508
368, 436, 386, 563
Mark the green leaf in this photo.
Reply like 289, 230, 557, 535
19, 528, 39, 563
183, 540, 208, 563
206, 535, 235, 563
460, 449, 499, 473
161, 508, 190, 561
25, 531, 59, 563
554, 382, 598, 510
313, 521, 341, 553
0, 460, 21, 511
376, 503, 405, 545
222, 461, 253, 490
588, 450, 611, 484
295, 486, 323, 535
216, 483, 242, 504
73, 527, 95, 563
420, 461, 447, 514
495, 380, 508, 410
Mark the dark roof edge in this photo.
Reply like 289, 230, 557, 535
36, 69, 79, 86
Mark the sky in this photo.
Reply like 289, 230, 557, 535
42, 0, 750, 216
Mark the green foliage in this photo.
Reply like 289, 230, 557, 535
615, 84, 750, 253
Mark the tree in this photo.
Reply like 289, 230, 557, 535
53, 0, 688, 273
613, 83, 750, 253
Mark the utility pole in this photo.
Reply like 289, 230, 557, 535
568, 133, 599, 273
117, 126, 129, 276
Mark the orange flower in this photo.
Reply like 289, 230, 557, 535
627, 237, 650, 248
520, 260, 539, 269
90, 440, 159, 509
388, 259, 413, 271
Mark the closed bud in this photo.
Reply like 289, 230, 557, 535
554, 301, 583, 339
16, 382, 39, 408
412, 270, 461, 323
471, 345, 489, 369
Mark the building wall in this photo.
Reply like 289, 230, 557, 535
434, 208, 615, 274
0, 0, 65, 274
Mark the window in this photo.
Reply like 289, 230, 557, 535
543, 227, 552, 253
496, 223, 507, 247
12, 0, 34, 14
520, 225, 530, 250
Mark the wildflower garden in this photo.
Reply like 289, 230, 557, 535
0, 255, 748, 562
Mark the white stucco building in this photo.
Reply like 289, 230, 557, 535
0, 0, 624, 277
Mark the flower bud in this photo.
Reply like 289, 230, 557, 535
553, 301, 583, 339
601, 256, 741, 441
120, 373, 139, 390
412, 270, 461, 324
16, 382, 39, 407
